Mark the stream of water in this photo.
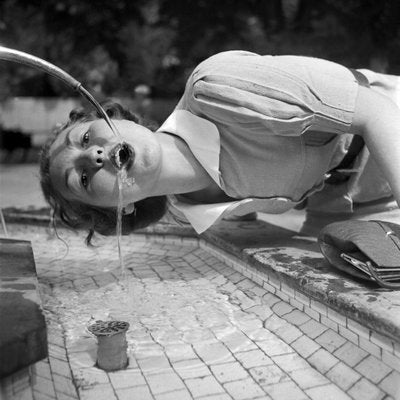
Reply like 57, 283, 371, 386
79, 87, 135, 278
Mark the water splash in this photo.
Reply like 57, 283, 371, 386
117, 168, 136, 281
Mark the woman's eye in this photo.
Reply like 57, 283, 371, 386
81, 171, 89, 188
81, 131, 90, 147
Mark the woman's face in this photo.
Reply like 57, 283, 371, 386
49, 119, 162, 208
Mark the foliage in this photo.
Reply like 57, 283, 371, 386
0, 0, 399, 99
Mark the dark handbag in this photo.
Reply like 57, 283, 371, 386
318, 220, 400, 289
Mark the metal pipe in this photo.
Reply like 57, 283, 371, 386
0, 46, 82, 90
0, 46, 121, 139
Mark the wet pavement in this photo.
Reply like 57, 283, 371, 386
2, 224, 399, 400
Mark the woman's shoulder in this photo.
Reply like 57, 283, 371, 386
204, 50, 258, 61
206, 49, 256, 62
191, 50, 259, 76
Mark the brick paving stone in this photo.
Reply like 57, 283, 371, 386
49, 357, 72, 377
306, 384, 352, 400
381, 349, 400, 372
257, 338, 294, 357
271, 353, 311, 372
182, 328, 217, 344
33, 360, 52, 380
221, 330, 258, 353
220, 281, 237, 294
248, 286, 268, 298
379, 371, 400, 398
304, 306, 320, 321
145, 371, 185, 395
53, 374, 78, 398
265, 380, 308, 400
79, 384, 118, 400
307, 348, 339, 374
281, 310, 310, 326
48, 329, 67, 348
32, 375, 57, 398
211, 362, 249, 383
246, 328, 276, 342
224, 378, 266, 400
291, 335, 320, 358
347, 378, 386, 400
271, 301, 294, 317
345, 319, 369, 340
229, 273, 245, 284
261, 293, 281, 307
155, 389, 193, 400
108, 369, 147, 388
310, 300, 328, 317
325, 361, 362, 391
246, 305, 273, 321
48, 343, 68, 361
115, 385, 153, 400
274, 324, 303, 344
199, 395, 233, 400
67, 336, 97, 354
356, 355, 394, 385
263, 314, 288, 332
92, 273, 117, 287
185, 375, 226, 398
56, 392, 78, 400
333, 342, 368, 367
315, 329, 347, 353
338, 325, 359, 345
137, 355, 172, 374
32, 391, 56, 400
235, 350, 274, 369
193, 342, 235, 365
288, 368, 330, 389
249, 365, 290, 386
75, 368, 110, 386
10, 370, 32, 399
211, 275, 228, 286
173, 359, 211, 379
235, 316, 263, 333
299, 319, 328, 339
68, 351, 96, 368
359, 336, 382, 359
236, 279, 256, 291
73, 277, 97, 291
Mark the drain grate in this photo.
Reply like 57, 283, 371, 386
88, 320, 129, 336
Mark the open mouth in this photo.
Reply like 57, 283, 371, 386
110, 142, 134, 170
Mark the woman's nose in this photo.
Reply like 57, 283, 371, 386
84, 146, 105, 168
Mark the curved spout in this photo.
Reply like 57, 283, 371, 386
0, 46, 82, 91
0, 46, 121, 139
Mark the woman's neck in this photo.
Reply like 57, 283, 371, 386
150, 132, 215, 196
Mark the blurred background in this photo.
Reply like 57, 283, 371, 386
0, 0, 400, 164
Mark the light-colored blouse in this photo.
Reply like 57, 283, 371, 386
156, 51, 397, 233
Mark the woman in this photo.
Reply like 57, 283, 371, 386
40, 51, 400, 243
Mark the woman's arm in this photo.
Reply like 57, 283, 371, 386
352, 85, 400, 208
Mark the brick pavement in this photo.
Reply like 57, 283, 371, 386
3, 224, 399, 400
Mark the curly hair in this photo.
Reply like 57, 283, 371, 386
39, 101, 167, 244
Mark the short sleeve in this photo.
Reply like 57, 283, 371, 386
184, 52, 359, 137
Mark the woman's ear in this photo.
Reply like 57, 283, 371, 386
122, 203, 135, 215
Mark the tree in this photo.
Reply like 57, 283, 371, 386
1, 0, 399, 99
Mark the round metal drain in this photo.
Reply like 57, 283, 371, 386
88, 320, 129, 337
